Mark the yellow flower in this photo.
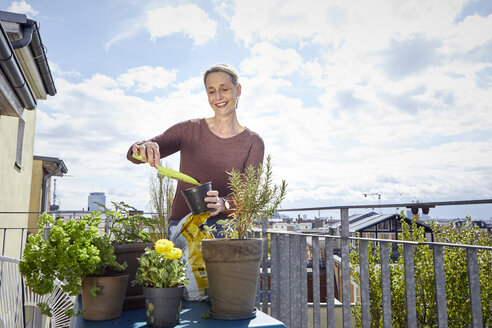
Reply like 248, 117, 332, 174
154, 239, 174, 255
164, 247, 183, 260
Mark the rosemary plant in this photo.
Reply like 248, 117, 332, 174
227, 155, 287, 239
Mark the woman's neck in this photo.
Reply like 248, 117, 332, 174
206, 116, 245, 138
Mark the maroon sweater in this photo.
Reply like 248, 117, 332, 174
128, 118, 265, 221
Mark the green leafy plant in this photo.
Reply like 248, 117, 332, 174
101, 201, 160, 244
20, 212, 126, 316
219, 155, 287, 239
214, 219, 239, 238
133, 239, 188, 288
350, 214, 491, 327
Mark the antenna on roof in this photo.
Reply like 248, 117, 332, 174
50, 178, 59, 211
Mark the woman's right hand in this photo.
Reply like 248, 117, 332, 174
132, 141, 161, 168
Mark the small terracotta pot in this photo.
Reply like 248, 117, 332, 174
81, 274, 129, 321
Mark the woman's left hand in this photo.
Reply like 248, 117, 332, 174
205, 190, 224, 216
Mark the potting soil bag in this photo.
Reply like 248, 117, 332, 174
168, 212, 213, 301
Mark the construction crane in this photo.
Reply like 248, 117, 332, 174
362, 192, 382, 212
362, 192, 407, 213
362, 192, 381, 200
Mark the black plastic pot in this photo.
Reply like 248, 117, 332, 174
181, 182, 212, 215
143, 285, 184, 327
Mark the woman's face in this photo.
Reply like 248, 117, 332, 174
205, 72, 241, 116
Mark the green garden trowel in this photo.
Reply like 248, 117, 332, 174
132, 153, 200, 186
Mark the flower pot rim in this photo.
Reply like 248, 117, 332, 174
202, 238, 262, 242
142, 284, 185, 290
113, 242, 154, 248
84, 273, 129, 279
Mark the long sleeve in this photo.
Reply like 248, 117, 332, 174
244, 135, 265, 170
126, 121, 184, 163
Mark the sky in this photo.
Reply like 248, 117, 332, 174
3, 0, 492, 220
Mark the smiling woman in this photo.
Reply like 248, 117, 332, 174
127, 64, 264, 228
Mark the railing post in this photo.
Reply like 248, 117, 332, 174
380, 241, 392, 328
359, 240, 370, 328
43, 226, 51, 240
466, 248, 483, 328
290, 234, 302, 328
312, 236, 320, 328
340, 208, 352, 328
261, 224, 269, 313
300, 235, 308, 328
325, 237, 336, 328
2, 229, 6, 256
433, 245, 448, 328
271, 233, 280, 319
279, 233, 291, 327
403, 244, 417, 328
255, 230, 261, 309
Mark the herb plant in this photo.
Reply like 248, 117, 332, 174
101, 201, 160, 244
225, 155, 287, 239
20, 212, 126, 316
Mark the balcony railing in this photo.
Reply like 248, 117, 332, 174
256, 230, 491, 328
256, 200, 492, 328
1, 199, 491, 327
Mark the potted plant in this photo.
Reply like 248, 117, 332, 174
133, 238, 188, 327
102, 201, 161, 308
201, 155, 287, 320
20, 212, 128, 321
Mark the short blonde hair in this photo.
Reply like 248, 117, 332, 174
203, 64, 239, 86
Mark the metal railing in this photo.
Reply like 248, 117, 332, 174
0, 228, 35, 258
254, 200, 492, 328
257, 230, 491, 328
2, 200, 491, 327
0, 211, 164, 257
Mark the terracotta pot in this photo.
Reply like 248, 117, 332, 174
201, 238, 263, 320
81, 274, 129, 321
143, 285, 184, 327
114, 242, 153, 309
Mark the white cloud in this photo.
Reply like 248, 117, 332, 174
105, 23, 144, 51
49, 61, 81, 79
221, 0, 468, 49
117, 66, 177, 93
145, 5, 217, 45
7, 1, 38, 16
443, 13, 492, 54
240, 42, 304, 77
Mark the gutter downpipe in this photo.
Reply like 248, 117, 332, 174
0, 22, 36, 110
12, 19, 56, 96
10, 19, 35, 49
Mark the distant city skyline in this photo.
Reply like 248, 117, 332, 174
53, 188, 491, 221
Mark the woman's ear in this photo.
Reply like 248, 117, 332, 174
236, 83, 242, 98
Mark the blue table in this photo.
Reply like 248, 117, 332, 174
73, 301, 285, 328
